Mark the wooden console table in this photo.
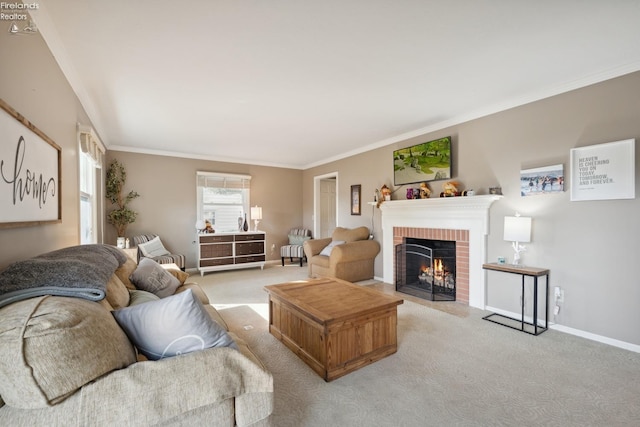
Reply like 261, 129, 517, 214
482, 263, 549, 336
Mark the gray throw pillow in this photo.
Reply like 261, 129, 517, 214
112, 289, 237, 360
129, 258, 181, 298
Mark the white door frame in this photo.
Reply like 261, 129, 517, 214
313, 172, 339, 239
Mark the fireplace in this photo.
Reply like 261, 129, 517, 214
380, 196, 501, 309
396, 238, 456, 301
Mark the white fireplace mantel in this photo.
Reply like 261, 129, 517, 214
380, 195, 502, 309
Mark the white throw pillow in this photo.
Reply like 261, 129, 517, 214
138, 236, 170, 257
319, 240, 345, 256
112, 289, 238, 360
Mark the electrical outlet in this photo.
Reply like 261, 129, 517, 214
554, 287, 564, 303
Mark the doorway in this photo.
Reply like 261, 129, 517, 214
313, 172, 338, 239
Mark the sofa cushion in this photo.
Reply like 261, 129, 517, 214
332, 226, 370, 243
129, 258, 181, 298
165, 268, 190, 284
106, 274, 130, 309
204, 304, 230, 331
176, 283, 210, 305
137, 236, 170, 257
115, 256, 138, 290
112, 289, 237, 360
320, 240, 345, 256
0, 296, 137, 409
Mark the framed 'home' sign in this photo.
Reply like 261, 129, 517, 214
0, 99, 62, 228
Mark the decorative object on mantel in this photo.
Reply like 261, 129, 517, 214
376, 184, 392, 207
419, 182, 431, 198
407, 182, 432, 199
440, 181, 460, 197
105, 160, 140, 239
489, 186, 502, 195
406, 188, 414, 199
503, 212, 532, 265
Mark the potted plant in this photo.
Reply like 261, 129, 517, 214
106, 159, 140, 240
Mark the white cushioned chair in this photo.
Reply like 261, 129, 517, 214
131, 234, 185, 271
280, 228, 312, 267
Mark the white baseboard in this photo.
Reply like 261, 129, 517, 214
485, 306, 640, 354
549, 323, 640, 354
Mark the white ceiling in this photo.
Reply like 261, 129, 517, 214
32, 1, 640, 169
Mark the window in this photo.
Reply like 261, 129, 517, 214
196, 172, 251, 233
78, 126, 104, 244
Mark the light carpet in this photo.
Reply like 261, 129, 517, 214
193, 265, 640, 427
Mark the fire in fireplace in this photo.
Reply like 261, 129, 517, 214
395, 238, 456, 301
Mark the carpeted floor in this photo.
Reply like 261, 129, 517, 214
193, 264, 640, 427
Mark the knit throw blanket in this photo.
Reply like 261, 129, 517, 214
0, 244, 127, 309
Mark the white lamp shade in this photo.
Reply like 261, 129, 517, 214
195, 220, 206, 230
504, 216, 531, 243
250, 206, 262, 220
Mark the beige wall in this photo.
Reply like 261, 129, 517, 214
104, 151, 303, 269
0, 25, 93, 268
304, 72, 640, 346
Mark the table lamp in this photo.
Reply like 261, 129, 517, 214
504, 213, 531, 265
250, 206, 262, 231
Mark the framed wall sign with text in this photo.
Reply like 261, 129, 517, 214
570, 139, 635, 202
0, 99, 62, 228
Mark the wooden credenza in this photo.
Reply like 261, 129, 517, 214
197, 231, 266, 276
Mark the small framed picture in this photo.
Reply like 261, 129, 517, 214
520, 164, 564, 196
351, 185, 361, 215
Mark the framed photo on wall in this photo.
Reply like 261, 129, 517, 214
520, 164, 564, 196
351, 184, 361, 215
570, 139, 635, 201
0, 99, 62, 228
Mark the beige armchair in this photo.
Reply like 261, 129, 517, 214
303, 226, 380, 282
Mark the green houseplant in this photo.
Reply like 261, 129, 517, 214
105, 159, 140, 237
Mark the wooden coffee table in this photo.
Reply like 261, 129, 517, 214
264, 278, 403, 381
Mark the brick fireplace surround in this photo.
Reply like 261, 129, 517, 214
394, 227, 469, 303
380, 196, 501, 309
